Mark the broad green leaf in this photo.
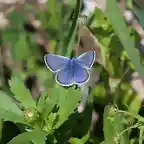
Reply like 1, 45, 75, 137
37, 85, 60, 120
69, 138, 84, 144
0, 91, 24, 124
106, 0, 144, 81
9, 77, 36, 108
0, 91, 22, 115
130, 139, 136, 144
0, 109, 24, 123
36, 92, 48, 113
128, 95, 141, 114
103, 105, 129, 144
55, 86, 81, 128
8, 130, 47, 144
113, 113, 130, 144
81, 131, 90, 143
43, 85, 60, 118
103, 105, 116, 144
100, 141, 105, 144
36, 92, 56, 119
13, 33, 31, 61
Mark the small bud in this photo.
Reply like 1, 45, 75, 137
24, 108, 40, 124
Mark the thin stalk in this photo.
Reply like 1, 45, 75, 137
65, 0, 82, 57
117, 110, 144, 123
139, 127, 144, 144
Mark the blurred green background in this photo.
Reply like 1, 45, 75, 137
0, 0, 144, 143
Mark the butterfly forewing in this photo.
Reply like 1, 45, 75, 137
76, 51, 96, 69
44, 54, 70, 72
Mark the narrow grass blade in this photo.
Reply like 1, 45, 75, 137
106, 0, 144, 80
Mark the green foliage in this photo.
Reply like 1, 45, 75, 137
106, 0, 144, 80
7, 130, 47, 144
54, 86, 81, 128
9, 77, 36, 108
69, 138, 84, 144
103, 105, 129, 144
0, 91, 24, 123
1, 0, 144, 143
13, 33, 31, 61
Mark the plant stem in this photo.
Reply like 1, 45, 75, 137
65, 0, 82, 57
139, 127, 144, 144
117, 110, 144, 123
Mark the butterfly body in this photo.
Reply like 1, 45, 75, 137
44, 51, 96, 86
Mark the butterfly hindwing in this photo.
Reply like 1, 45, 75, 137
73, 62, 90, 85
55, 65, 74, 86
76, 51, 96, 69
44, 54, 70, 72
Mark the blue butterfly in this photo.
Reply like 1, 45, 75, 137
44, 51, 96, 86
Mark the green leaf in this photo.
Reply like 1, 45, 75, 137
100, 141, 105, 144
103, 105, 116, 144
103, 105, 129, 144
55, 86, 81, 128
43, 87, 60, 119
0, 109, 24, 123
0, 91, 22, 115
9, 77, 36, 108
69, 131, 89, 144
106, 0, 144, 81
36, 92, 48, 114
37, 87, 59, 120
12, 33, 31, 61
36, 92, 55, 119
8, 130, 47, 144
113, 113, 130, 144
69, 138, 84, 144
0, 91, 24, 123
128, 95, 141, 114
